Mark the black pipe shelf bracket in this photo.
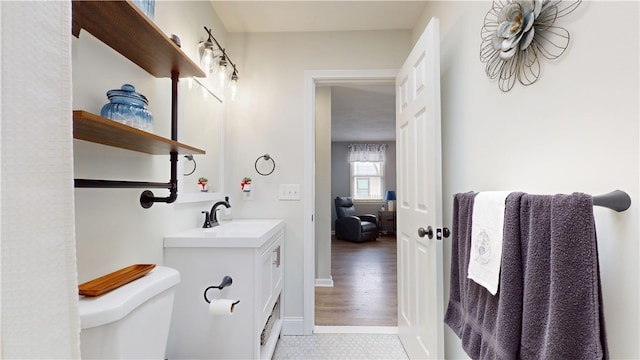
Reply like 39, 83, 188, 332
71, 2, 209, 208
75, 72, 182, 209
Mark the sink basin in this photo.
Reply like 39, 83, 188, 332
164, 219, 284, 248
203, 220, 273, 233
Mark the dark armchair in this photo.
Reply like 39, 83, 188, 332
334, 197, 378, 243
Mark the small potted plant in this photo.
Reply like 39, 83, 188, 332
198, 177, 208, 192
241, 177, 252, 192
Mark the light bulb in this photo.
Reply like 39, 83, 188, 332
199, 40, 217, 75
229, 72, 238, 100
219, 68, 227, 87
202, 48, 211, 66
218, 56, 229, 87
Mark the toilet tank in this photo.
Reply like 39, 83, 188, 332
79, 266, 180, 359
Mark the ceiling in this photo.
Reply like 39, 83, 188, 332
330, 85, 395, 142
209, 1, 427, 142
209, 1, 428, 33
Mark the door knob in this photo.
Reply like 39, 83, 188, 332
418, 226, 433, 239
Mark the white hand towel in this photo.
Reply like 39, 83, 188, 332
468, 191, 511, 295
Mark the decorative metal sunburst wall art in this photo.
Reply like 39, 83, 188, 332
480, 0, 582, 92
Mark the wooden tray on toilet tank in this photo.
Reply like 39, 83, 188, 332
78, 264, 156, 297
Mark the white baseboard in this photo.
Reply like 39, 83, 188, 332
282, 320, 398, 336
282, 317, 305, 335
314, 326, 398, 334
315, 277, 334, 287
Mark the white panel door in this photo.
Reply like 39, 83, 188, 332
396, 18, 444, 359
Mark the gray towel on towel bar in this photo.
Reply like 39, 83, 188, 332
445, 192, 608, 360
518, 193, 608, 359
445, 191, 524, 359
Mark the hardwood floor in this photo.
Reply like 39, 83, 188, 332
315, 235, 397, 326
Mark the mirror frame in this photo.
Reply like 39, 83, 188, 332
175, 77, 225, 203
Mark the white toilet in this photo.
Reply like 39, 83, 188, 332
78, 266, 180, 359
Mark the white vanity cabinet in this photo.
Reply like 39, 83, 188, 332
164, 220, 284, 360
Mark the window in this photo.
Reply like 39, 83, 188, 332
350, 161, 384, 200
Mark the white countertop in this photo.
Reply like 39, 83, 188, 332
164, 219, 284, 248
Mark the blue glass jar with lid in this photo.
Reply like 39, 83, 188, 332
131, 0, 155, 20
101, 84, 153, 132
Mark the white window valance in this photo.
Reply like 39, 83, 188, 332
348, 143, 387, 162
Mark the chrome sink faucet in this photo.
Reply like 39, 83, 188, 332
204, 197, 231, 228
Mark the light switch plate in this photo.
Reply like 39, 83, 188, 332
279, 184, 301, 200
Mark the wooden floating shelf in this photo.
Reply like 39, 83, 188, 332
71, 0, 205, 79
73, 111, 205, 155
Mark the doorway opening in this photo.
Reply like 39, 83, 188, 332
302, 69, 398, 334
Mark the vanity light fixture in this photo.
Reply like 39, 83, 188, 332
199, 26, 239, 97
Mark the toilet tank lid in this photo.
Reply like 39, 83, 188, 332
78, 266, 180, 329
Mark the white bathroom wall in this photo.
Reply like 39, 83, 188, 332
224, 30, 411, 325
72, 1, 227, 282
415, 2, 639, 358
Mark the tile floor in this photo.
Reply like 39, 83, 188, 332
272, 333, 409, 359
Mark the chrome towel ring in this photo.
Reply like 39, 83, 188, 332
183, 154, 197, 176
255, 154, 276, 176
